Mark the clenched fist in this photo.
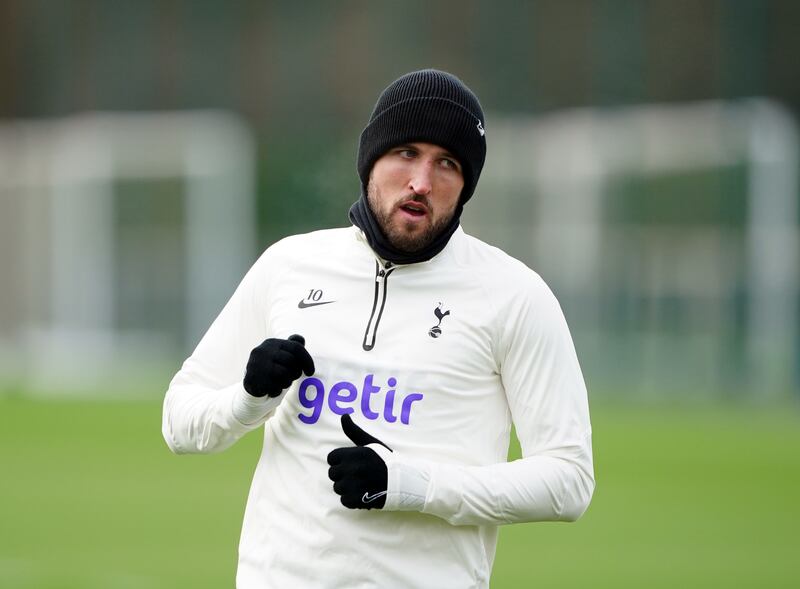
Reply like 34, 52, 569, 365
243, 334, 315, 398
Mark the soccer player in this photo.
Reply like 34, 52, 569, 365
162, 69, 594, 588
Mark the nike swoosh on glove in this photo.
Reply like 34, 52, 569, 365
243, 334, 315, 398
327, 414, 392, 509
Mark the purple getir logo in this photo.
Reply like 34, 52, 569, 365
297, 374, 424, 426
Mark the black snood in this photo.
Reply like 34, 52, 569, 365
348, 198, 463, 265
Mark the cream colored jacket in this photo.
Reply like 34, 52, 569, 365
162, 225, 594, 589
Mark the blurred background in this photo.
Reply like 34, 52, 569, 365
1, 1, 798, 588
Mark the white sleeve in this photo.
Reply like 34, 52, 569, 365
384, 275, 595, 526
161, 249, 282, 455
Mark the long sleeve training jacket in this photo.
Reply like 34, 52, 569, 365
162, 225, 594, 589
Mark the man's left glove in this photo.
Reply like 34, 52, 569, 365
327, 414, 392, 509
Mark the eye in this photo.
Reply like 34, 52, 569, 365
397, 148, 417, 158
440, 157, 460, 171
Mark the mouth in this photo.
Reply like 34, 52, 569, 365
398, 200, 429, 218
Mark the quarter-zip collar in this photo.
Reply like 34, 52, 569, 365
350, 225, 464, 351
350, 224, 462, 269
361, 259, 397, 351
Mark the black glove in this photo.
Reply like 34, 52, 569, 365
327, 414, 392, 509
243, 334, 315, 398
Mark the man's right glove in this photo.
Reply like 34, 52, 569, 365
243, 334, 315, 398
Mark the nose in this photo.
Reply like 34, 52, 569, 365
408, 162, 432, 196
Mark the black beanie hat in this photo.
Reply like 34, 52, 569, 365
357, 69, 487, 203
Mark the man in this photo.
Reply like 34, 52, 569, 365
162, 69, 594, 588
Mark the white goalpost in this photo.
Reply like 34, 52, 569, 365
0, 111, 256, 392
466, 98, 799, 397
1, 101, 797, 398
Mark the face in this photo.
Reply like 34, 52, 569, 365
367, 142, 464, 253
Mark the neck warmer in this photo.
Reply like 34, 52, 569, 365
349, 195, 462, 265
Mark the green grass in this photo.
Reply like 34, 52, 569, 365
1, 397, 798, 588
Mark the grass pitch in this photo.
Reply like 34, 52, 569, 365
0, 396, 798, 588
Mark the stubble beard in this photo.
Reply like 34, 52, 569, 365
367, 181, 456, 253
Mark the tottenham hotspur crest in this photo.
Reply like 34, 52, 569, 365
428, 303, 450, 338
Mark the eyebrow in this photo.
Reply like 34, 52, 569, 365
441, 150, 459, 161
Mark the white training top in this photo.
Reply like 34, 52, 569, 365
162, 226, 594, 589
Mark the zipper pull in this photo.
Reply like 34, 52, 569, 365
376, 261, 392, 281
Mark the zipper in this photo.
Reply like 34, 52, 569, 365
362, 260, 397, 351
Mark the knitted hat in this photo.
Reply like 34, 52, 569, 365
357, 69, 486, 203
